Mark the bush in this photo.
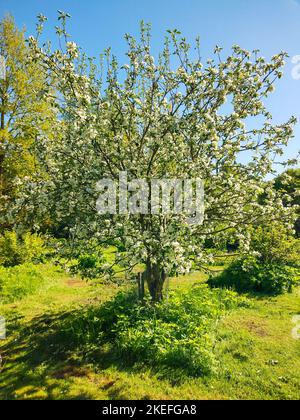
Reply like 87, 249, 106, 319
209, 223, 300, 295
209, 256, 298, 295
70, 253, 108, 279
0, 231, 45, 267
0, 263, 45, 303
248, 223, 299, 266
62, 286, 249, 376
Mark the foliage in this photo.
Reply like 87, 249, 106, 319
209, 256, 298, 294
72, 254, 105, 279
274, 169, 300, 237
57, 240, 121, 280
0, 230, 45, 267
15, 13, 296, 300
63, 286, 249, 376
209, 222, 300, 295
0, 265, 299, 400
0, 263, 45, 303
274, 169, 300, 206
0, 16, 57, 228
248, 222, 300, 266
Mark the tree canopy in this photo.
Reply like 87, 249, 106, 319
274, 169, 300, 237
0, 15, 56, 228
14, 14, 297, 301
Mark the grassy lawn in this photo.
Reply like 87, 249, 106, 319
0, 264, 299, 400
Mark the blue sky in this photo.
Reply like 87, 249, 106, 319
1, 0, 299, 169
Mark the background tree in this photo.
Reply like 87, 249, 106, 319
18, 15, 297, 301
274, 169, 300, 237
0, 15, 56, 228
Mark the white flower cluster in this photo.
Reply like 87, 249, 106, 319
14, 20, 297, 279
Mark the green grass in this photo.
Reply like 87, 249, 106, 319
0, 265, 299, 400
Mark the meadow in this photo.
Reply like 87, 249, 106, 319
0, 263, 299, 400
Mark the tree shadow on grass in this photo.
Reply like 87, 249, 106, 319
0, 293, 187, 399
1, 289, 215, 399
0, 308, 100, 399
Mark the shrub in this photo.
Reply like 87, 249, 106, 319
248, 223, 299, 266
0, 231, 45, 267
62, 286, 249, 376
209, 222, 300, 295
22, 232, 46, 263
0, 231, 23, 267
71, 253, 107, 279
0, 263, 45, 303
209, 256, 298, 295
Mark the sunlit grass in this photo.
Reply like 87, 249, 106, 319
0, 264, 299, 400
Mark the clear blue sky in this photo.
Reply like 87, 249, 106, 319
1, 0, 299, 170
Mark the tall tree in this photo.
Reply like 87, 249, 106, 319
18, 15, 297, 301
274, 169, 300, 236
0, 15, 56, 227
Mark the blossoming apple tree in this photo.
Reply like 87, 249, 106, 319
16, 13, 297, 301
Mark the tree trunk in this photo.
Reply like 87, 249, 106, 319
0, 106, 5, 194
137, 272, 145, 301
142, 259, 166, 302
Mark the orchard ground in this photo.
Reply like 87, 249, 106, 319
0, 263, 299, 400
